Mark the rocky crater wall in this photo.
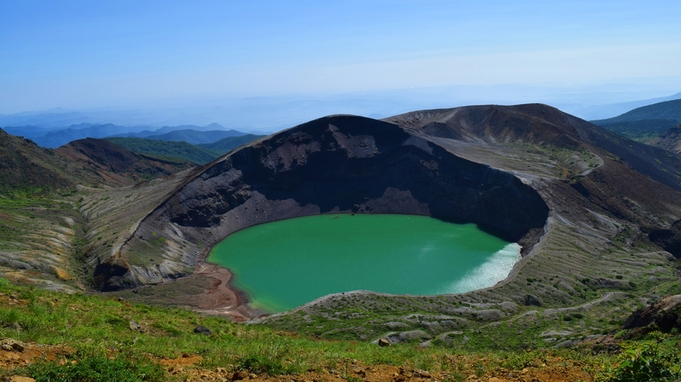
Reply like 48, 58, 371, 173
103, 116, 549, 290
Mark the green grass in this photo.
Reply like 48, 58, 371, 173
27, 352, 166, 382
105, 137, 220, 165
0, 189, 80, 253
0, 276, 679, 382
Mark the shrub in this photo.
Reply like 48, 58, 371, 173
598, 341, 681, 381
27, 354, 165, 382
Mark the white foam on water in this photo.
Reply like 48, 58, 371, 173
441, 242, 522, 294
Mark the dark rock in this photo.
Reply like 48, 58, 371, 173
377, 338, 390, 347
194, 325, 212, 335
522, 294, 543, 306
93, 256, 134, 291
649, 220, 681, 259
623, 294, 681, 332
230, 370, 248, 380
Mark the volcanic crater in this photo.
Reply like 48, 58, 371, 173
80, 104, 681, 337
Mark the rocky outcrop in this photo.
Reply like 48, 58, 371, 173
623, 295, 681, 332
649, 220, 681, 259
647, 125, 681, 154
105, 115, 550, 290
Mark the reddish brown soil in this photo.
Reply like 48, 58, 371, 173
187, 263, 259, 321
157, 353, 592, 381
110, 263, 259, 321
0, 341, 73, 373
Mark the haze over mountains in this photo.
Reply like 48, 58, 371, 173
1, 122, 252, 149
2, 90, 681, 143
105, 133, 264, 165
591, 99, 681, 140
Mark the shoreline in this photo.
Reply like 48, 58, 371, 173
187, 263, 269, 321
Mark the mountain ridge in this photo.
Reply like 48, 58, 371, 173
591, 98, 681, 140
3, 123, 247, 148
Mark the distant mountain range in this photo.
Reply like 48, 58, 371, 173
591, 99, 681, 140
571, 92, 681, 120
137, 129, 245, 145
105, 134, 265, 165
2, 123, 251, 148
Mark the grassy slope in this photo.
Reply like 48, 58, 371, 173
595, 119, 679, 141
105, 137, 220, 165
3, 277, 679, 382
105, 135, 265, 166
0, 189, 85, 293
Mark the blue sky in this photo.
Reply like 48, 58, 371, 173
1, 0, 680, 120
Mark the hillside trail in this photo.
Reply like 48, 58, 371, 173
478, 291, 624, 330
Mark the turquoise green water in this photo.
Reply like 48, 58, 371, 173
208, 214, 520, 312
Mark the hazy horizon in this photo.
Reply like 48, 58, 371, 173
2, 1, 680, 131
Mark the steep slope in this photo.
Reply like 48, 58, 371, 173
0, 129, 195, 292
647, 125, 681, 154
0, 128, 77, 192
55, 138, 194, 186
0, 130, 92, 291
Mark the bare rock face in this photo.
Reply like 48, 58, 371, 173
647, 125, 681, 154
623, 294, 681, 332
649, 220, 681, 259
103, 115, 549, 290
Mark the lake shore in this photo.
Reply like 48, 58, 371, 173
187, 263, 267, 321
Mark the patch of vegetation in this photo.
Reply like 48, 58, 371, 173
105, 137, 220, 165
596, 119, 678, 141
0, 278, 587, 379
1, 277, 681, 381
597, 334, 681, 382
27, 352, 165, 382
